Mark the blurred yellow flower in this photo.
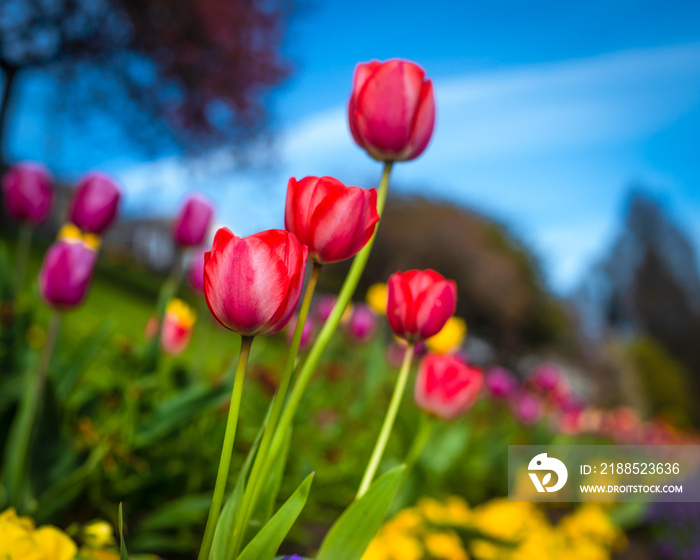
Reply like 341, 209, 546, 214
362, 497, 624, 560
58, 223, 101, 250
82, 520, 115, 548
166, 298, 197, 329
426, 317, 467, 354
0, 509, 77, 560
366, 283, 388, 315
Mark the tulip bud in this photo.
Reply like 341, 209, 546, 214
188, 249, 206, 292
285, 176, 378, 264
344, 304, 377, 343
349, 59, 436, 162
513, 393, 542, 425
39, 238, 97, 310
69, 172, 121, 235
161, 299, 196, 355
82, 520, 115, 548
414, 354, 483, 420
530, 363, 561, 393
2, 162, 54, 224
386, 269, 457, 342
485, 367, 518, 399
173, 194, 214, 247
204, 228, 307, 337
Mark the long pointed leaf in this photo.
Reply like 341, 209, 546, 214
237, 473, 314, 560
119, 503, 129, 560
317, 465, 405, 560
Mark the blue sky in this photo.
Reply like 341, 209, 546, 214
7, 0, 700, 293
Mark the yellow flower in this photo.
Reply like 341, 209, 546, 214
0, 509, 77, 560
366, 283, 388, 315
58, 223, 101, 250
426, 317, 467, 354
424, 531, 469, 560
82, 520, 115, 548
33, 527, 78, 560
166, 298, 197, 329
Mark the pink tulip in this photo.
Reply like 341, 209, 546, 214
485, 367, 518, 399
349, 59, 436, 162
39, 239, 97, 310
188, 249, 206, 292
204, 228, 307, 337
513, 393, 542, 425
285, 176, 378, 263
69, 172, 121, 235
2, 162, 54, 224
315, 295, 337, 323
344, 304, 377, 343
387, 269, 457, 342
530, 363, 561, 393
173, 194, 214, 247
415, 353, 483, 420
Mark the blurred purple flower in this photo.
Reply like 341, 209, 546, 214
39, 239, 97, 310
485, 367, 518, 399
173, 194, 214, 247
530, 363, 561, 392
69, 172, 121, 235
315, 294, 337, 323
285, 314, 315, 351
513, 393, 541, 425
2, 161, 54, 224
345, 303, 377, 342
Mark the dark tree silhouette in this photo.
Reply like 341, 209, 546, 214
0, 0, 292, 160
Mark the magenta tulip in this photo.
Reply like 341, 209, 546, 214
415, 354, 483, 420
2, 162, 54, 224
173, 194, 214, 247
285, 313, 315, 351
485, 367, 518, 399
39, 239, 97, 310
285, 176, 378, 264
344, 304, 378, 342
386, 269, 457, 342
204, 228, 307, 337
513, 393, 542, 425
69, 172, 121, 235
349, 59, 436, 162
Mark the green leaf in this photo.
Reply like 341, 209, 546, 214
242, 427, 292, 547
237, 472, 314, 560
119, 503, 129, 560
317, 465, 405, 560
211, 427, 264, 560
133, 382, 229, 448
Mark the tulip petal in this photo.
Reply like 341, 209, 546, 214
415, 280, 457, 339
403, 79, 436, 161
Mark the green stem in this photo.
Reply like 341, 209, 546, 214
357, 343, 415, 498
265, 161, 394, 474
230, 262, 322, 558
15, 223, 33, 292
197, 336, 253, 560
4, 312, 61, 509
404, 413, 434, 475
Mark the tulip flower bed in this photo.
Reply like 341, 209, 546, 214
0, 58, 696, 560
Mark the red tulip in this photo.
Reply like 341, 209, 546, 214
69, 172, 121, 235
173, 194, 214, 247
285, 176, 378, 264
415, 354, 483, 420
349, 59, 436, 162
204, 228, 308, 337
188, 250, 206, 292
144, 299, 196, 355
39, 239, 97, 310
2, 162, 54, 224
386, 269, 457, 342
